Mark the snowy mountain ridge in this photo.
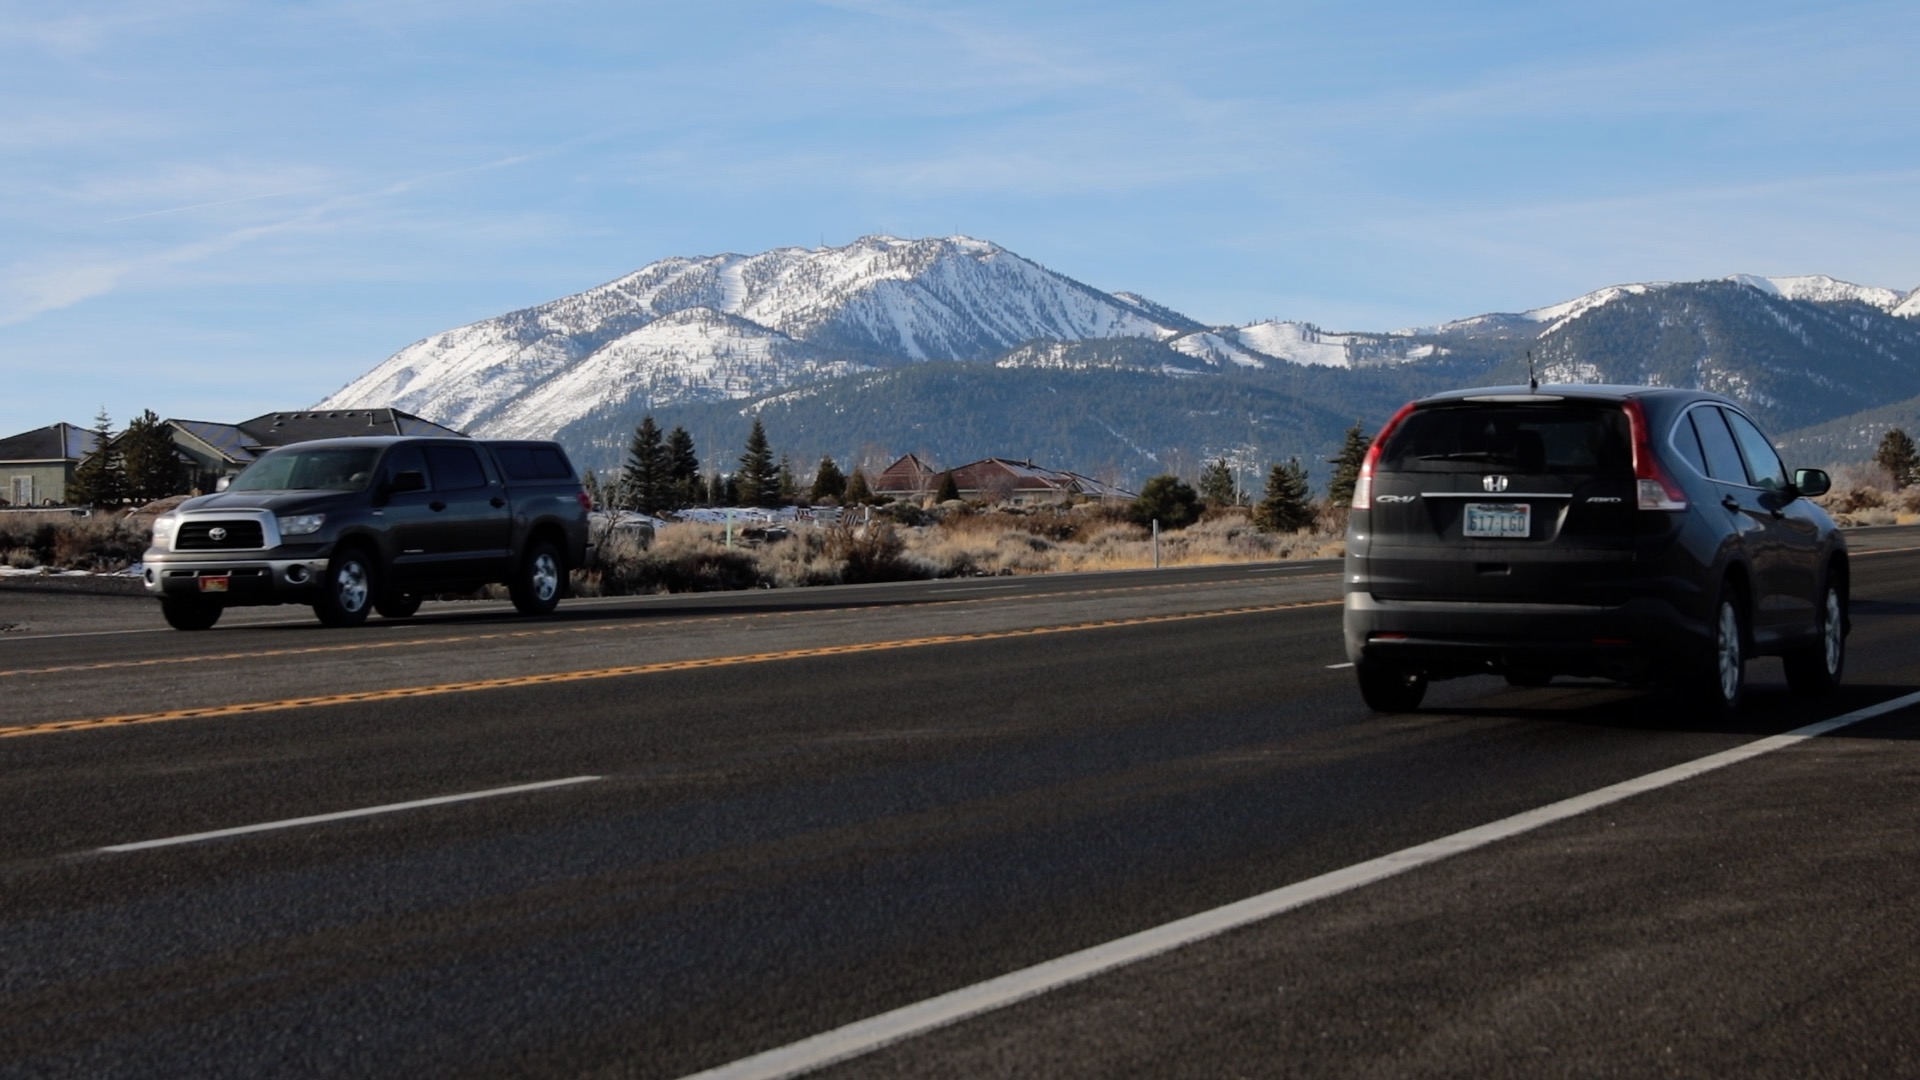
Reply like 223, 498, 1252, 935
319, 234, 1920, 444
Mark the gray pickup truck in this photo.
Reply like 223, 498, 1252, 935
142, 435, 591, 630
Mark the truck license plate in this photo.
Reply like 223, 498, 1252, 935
1464, 503, 1530, 538
198, 575, 230, 593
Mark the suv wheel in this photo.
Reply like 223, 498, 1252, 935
160, 598, 222, 631
375, 591, 422, 619
314, 548, 376, 627
1783, 579, 1845, 695
1692, 585, 1746, 717
510, 539, 564, 616
1356, 659, 1427, 712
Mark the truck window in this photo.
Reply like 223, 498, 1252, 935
425, 445, 489, 491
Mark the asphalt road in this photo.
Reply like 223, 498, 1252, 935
3, 526, 1920, 1078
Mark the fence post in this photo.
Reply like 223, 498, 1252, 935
1152, 519, 1160, 569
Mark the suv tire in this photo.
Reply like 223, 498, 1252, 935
314, 547, 376, 627
1691, 582, 1747, 718
1357, 658, 1427, 712
510, 539, 564, 616
1783, 578, 1845, 695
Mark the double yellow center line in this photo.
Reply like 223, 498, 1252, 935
0, 600, 1339, 740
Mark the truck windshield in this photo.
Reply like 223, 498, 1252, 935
230, 447, 381, 492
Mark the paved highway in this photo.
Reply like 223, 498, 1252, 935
3, 526, 1919, 1078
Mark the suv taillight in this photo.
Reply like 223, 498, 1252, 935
1622, 399, 1688, 511
577, 490, 593, 512
1353, 401, 1418, 510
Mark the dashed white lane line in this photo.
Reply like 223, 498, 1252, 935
1326, 662, 1354, 669
680, 689, 1920, 1080
96, 776, 603, 853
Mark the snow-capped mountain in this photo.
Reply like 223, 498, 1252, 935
321, 235, 1186, 438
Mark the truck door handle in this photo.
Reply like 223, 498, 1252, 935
429, 500, 447, 512
491, 497, 506, 508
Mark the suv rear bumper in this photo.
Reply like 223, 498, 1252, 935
1343, 590, 1712, 682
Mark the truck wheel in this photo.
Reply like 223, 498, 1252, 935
161, 598, 222, 631
510, 539, 564, 616
1783, 578, 1845, 695
375, 591, 422, 619
313, 548, 376, 627
1356, 658, 1426, 712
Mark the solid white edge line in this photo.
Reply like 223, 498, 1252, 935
681, 689, 1920, 1080
97, 776, 603, 853
1326, 662, 1354, 669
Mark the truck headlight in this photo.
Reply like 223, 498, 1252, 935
151, 513, 178, 547
277, 513, 325, 537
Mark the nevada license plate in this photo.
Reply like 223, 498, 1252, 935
1463, 502, 1530, 539
197, 575, 230, 593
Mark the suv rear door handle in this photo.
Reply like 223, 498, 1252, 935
429, 500, 447, 512
1721, 495, 1740, 512
490, 497, 506, 508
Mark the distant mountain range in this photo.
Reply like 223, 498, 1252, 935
318, 235, 1920, 488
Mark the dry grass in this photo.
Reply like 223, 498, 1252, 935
1814, 466, 1920, 526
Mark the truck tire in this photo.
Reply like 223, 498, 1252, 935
161, 597, 222, 631
313, 547, 376, 627
1356, 658, 1426, 712
510, 539, 564, 616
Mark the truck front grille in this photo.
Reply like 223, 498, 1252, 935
177, 520, 266, 550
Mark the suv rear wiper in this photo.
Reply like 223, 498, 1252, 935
1416, 451, 1513, 463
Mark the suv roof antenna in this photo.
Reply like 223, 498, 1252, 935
1527, 350, 1538, 392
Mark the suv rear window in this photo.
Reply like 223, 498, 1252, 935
1380, 403, 1631, 476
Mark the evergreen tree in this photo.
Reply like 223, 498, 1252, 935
1255, 457, 1315, 533
1877, 428, 1919, 490
665, 426, 701, 509
1130, 475, 1202, 529
1327, 423, 1372, 508
776, 453, 800, 505
736, 417, 778, 507
810, 455, 847, 503
1198, 457, 1237, 506
621, 416, 668, 514
66, 408, 128, 508
707, 472, 729, 506
844, 467, 874, 505
935, 471, 961, 503
121, 409, 182, 504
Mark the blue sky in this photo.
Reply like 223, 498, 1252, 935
4, 0, 1917, 437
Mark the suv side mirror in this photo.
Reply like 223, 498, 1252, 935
1793, 468, 1831, 499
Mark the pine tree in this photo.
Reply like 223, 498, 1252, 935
844, 468, 874, 505
1327, 423, 1372, 508
776, 453, 800, 505
736, 418, 778, 508
665, 426, 700, 509
1255, 457, 1315, 533
121, 409, 182, 504
67, 408, 128, 508
1130, 475, 1202, 529
621, 416, 667, 514
810, 455, 847, 503
1198, 457, 1237, 506
1877, 428, 1919, 490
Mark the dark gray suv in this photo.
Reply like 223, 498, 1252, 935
1343, 385, 1846, 716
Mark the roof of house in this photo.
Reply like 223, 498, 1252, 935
106, 408, 467, 469
0, 422, 96, 464
871, 453, 938, 493
871, 453, 1133, 500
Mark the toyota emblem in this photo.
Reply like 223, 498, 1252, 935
208, 527, 228, 541
1482, 475, 1509, 493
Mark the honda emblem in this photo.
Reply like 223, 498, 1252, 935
1482, 475, 1509, 493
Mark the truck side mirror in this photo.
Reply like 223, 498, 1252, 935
1793, 468, 1831, 498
